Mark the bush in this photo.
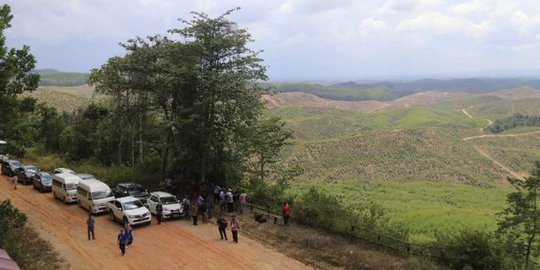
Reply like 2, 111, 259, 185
437, 230, 512, 270
0, 199, 27, 264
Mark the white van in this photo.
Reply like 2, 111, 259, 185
77, 180, 115, 214
52, 173, 82, 204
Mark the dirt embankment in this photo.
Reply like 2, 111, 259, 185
0, 174, 310, 270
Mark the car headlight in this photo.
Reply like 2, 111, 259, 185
127, 215, 136, 218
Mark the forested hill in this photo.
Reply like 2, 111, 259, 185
270, 78, 540, 101
36, 69, 89, 86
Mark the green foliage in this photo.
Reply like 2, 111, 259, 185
490, 113, 540, 133
36, 69, 89, 86
497, 174, 540, 269
436, 230, 510, 270
270, 82, 400, 101
0, 4, 39, 157
0, 199, 27, 263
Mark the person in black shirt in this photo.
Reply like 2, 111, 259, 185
156, 202, 163, 224
87, 213, 95, 240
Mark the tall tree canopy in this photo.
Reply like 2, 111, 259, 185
89, 9, 286, 189
0, 4, 40, 156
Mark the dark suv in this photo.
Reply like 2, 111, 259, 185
112, 182, 149, 203
32, 171, 54, 192
16, 164, 39, 185
1, 160, 22, 176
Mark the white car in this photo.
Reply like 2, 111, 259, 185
54, 168, 75, 175
146, 191, 183, 219
107, 196, 151, 226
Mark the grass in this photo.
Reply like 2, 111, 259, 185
36, 69, 89, 87
20, 85, 100, 112
290, 179, 511, 244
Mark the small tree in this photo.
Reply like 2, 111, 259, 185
497, 171, 540, 269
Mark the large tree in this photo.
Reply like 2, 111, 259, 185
0, 4, 39, 156
497, 162, 540, 270
90, 9, 270, 188
170, 8, 268, 186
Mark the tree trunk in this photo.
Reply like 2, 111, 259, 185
131, 123, 135, 166
118, 133, 123, 165
139, 111, 143, 163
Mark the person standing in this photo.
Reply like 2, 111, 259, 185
156, 202, 163, 225
117, 229, 127, 256
190, 200, 198, 226
226, 189, 234, 213
213, 185, 221, 203
231, 215, 240, 243
12, 173, 17, 190
238, 190, 247, 214
126, 224, 134, 247
217, 215, 228, 240
87, 213, 95, 240
282, 202, 291, 226
182, 195, 191, 220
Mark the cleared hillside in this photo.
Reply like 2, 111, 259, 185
282, 128, 507, 185
20, 85, 98, 112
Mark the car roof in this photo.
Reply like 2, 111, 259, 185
78, 179, 110, 189
53, 173, 82, 183
22, 164, 37, 169
7, 160, 21, 165
76, 173, 96, 179
54, 168, 75, 173
150, 191, 174, 198
115, 196, 141, 203
118, 182, 141, 187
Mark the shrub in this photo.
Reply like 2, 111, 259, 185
436, 230, 512, 270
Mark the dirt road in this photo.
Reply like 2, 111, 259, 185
0, 175, 310, 270
463, 130, 540, 141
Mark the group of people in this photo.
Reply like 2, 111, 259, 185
86, 213, 134, 256
83, 182, 290, 256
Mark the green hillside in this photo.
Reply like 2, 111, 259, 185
36, 69, 89, 86
270, 82, 400, 101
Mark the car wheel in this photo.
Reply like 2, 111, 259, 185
110, 211, 115, 222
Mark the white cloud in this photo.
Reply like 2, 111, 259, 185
3, 0, 540, 79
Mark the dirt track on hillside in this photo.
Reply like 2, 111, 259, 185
0, 175, 310, 270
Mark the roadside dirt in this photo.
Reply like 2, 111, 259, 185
0, 174, 311, 270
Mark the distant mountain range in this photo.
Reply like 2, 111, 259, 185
330, 78, 540, 93
35, 69, 540, 99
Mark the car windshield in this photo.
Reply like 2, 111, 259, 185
123, 200, 143, 210
66, 183, 78, 190
41, 173, 53, 183
92, 189, 113, 200
127, 184, 145, 193
161, 196, 177, 205
24, 165, 38, 173
10, 161, 21, 167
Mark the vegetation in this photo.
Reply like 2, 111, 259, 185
0, 4, 40, 157
270, 82, 401, 101
489, 113, 540, 133
497, 164, 540, 270
36, 69, 89, 86
0, 200, 64, 269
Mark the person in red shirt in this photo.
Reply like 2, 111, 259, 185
282, 202, 291, 226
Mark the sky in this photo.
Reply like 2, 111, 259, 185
4, 0, 540, 81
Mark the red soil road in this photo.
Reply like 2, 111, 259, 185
0, 175, 310, 270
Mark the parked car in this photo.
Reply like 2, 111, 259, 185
32, 171, 54, 192
146, 191, 183, 219
112, 182, 149, 203
1, 159, 22, 176
76, 173, 97, 181
16, 164, 39, 185
107, 196, 151, 226
53, 168, 75, 175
